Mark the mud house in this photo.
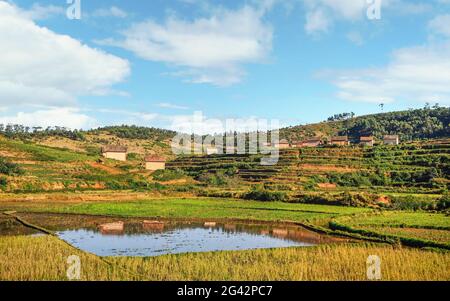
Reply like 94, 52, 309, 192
145, 155, 166, 171
101, 145, 127, 161
275, 139, 290, 149
360, 136, 375, 147
383, 135, 400, 145
291, 141, 300, 148
206, 147, 219, 155
330, 136, 350, 146
225, 145, 236, 154
300, 137, 322, 148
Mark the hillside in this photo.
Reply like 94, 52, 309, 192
0, 125, 176, 160
0, 107, 449, 205
280, 106, 450, 142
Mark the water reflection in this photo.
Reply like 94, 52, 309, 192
57, 220, 344, 257
0, 213, 349, 258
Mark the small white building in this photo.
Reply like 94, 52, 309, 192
206, 147, 219, 155
274, 139, 290, 149
101, 145, 127, 161
383, 135, 400, 145
145, 155, 166, 171
360, 136, 375, 147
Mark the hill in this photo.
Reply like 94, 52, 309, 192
280, 106, 450, 142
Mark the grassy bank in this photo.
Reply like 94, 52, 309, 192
1, 198, 372, 224
330, 211, 450, 249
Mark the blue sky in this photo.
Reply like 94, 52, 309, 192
0, 0, 449, 131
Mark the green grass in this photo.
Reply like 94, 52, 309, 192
0, 139, 94, 162
345, 211, 450, 230
358, 227, 450, 244
8, 198, 371, 223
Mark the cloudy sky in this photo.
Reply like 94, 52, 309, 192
0, 0, 449, 130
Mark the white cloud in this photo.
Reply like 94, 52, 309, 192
322, 42, 450, 104
96, 108, 158, 121
346, 31, 364, 45
0, 2, 130, 107
98, 5, 273, 86
429, 14, 450, 37
91, 6, 128, 18
156, 102, 189, 110
301, 0, 435, 35
305, 8, 331, 35
0, 107, 98, 129
22, 3, 65, 20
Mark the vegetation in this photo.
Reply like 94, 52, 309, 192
0, 157, 23, 175
0, 198, 369, 223
330, 211, 450, 249
280, 106, 449, 142
0, 124, 85, 141
152, 169, 186, 182
243, 186, 288, 202
344, 106, 449, 140
0, 236, 448, 281
88, 125, 176, 141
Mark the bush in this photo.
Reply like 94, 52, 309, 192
127, 153, 140, 161
153, 169, 185, 182
197, 172, 230, 186
0, 157, 23, 175
0, 177, 7, 188
390, 195, 436, 211
85, 146, 100, 156
437, 194, 449, 211
243, 186, 288, 202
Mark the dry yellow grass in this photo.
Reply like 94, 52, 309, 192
0, 235, 449, 281
0, 235, 130, 281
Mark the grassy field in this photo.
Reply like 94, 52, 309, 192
331, 211, 450, 248
0, 197, 372, 223
1, 235, 448, 281
0, 197, 448, 281
358, 227, 450, 244
343, 211, 450, 229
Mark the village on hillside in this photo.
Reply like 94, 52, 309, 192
101, 134, 401, 168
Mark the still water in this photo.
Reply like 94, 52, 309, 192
57, 221, 340, 257
1, 213, 346, 257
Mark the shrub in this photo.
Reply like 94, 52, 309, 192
0, 157, 23, 175
153, 169, 185, 182
437, 194, 449, 211
243, 186, 288, 202
85, 146, 100, 156
127, 153, 140, 161
0, 177, 7, 188
390, 195, 436, 211
197, 171, 231, 186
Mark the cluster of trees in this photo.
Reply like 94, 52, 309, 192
343, 106, 450, 140
325, 167, 444, 188
90, 125, 176, 141
327, 112, 355, 122
0, 124, 85, 140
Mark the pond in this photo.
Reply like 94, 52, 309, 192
57, 220, 345, 257
2, 213, 349, 257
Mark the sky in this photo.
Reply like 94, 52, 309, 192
0, 0, 449, 132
